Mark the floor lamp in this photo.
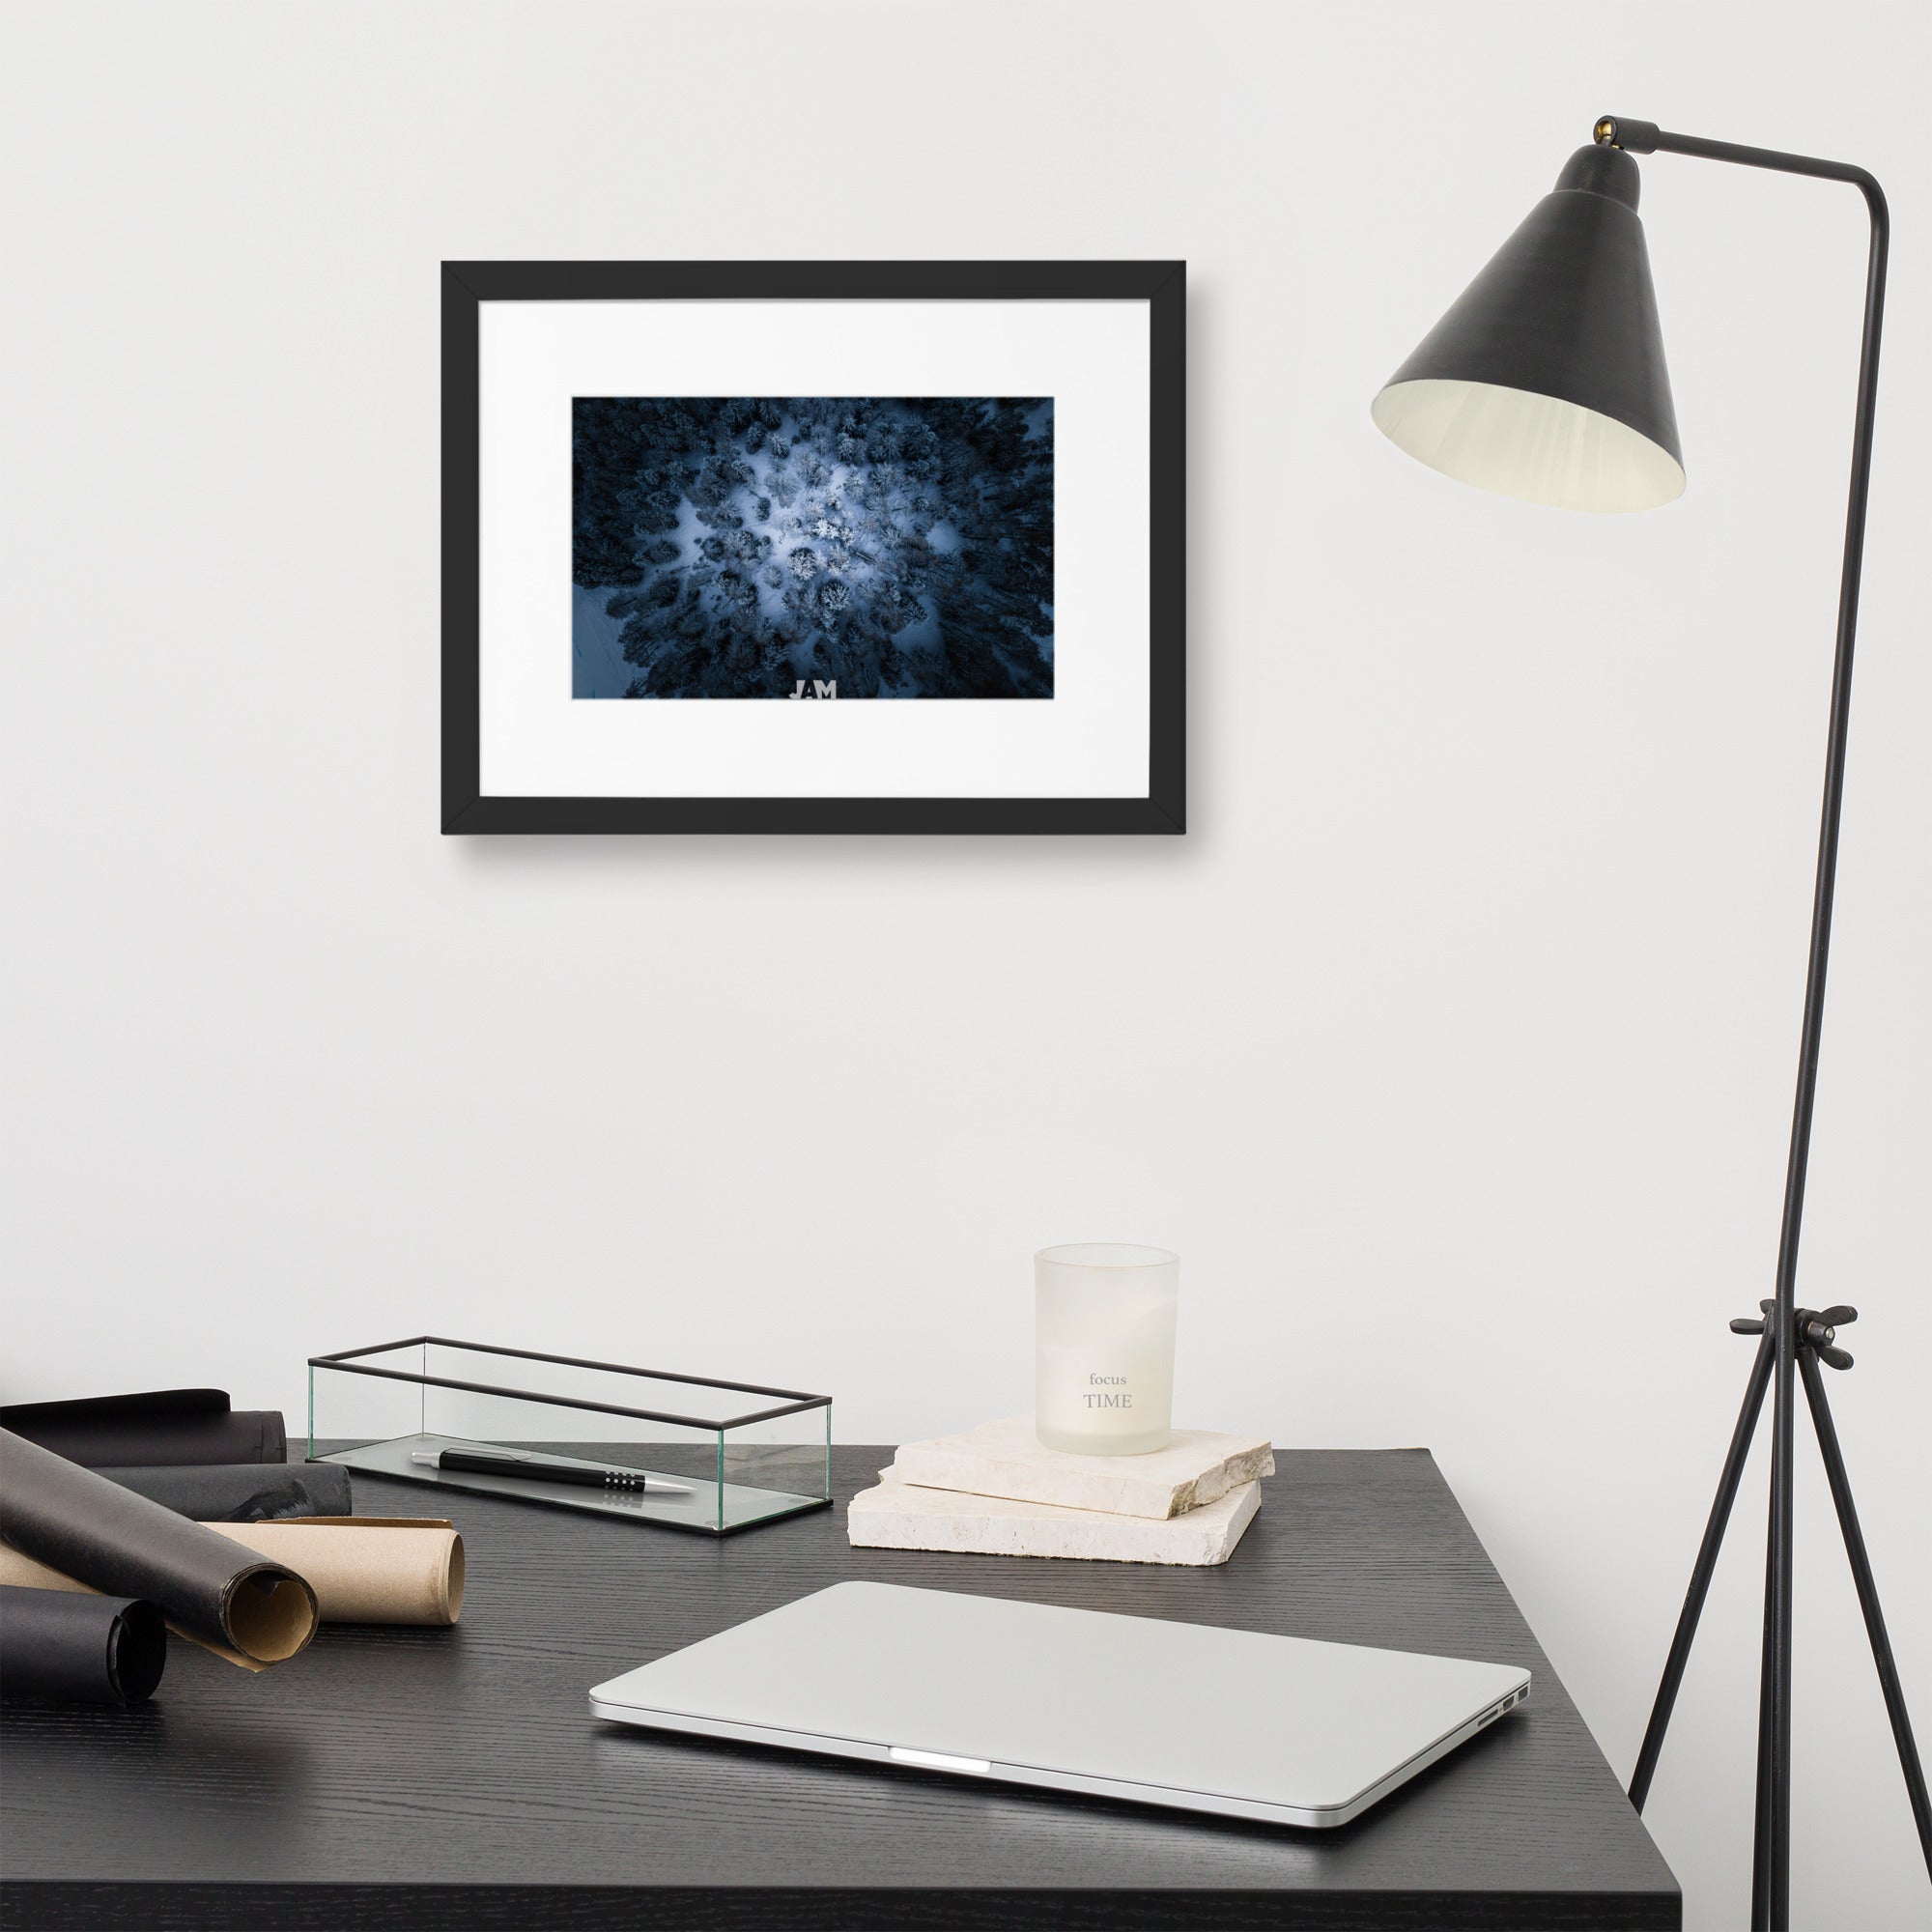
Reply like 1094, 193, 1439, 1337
1370, 115, 1928, 1930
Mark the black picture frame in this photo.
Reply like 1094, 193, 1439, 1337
440, 261, 1185, 834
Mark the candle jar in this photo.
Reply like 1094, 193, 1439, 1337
1034, 1243, 1179, 1456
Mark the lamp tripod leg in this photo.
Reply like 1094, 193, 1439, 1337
1751, 1448, 1785, 1930
1797, 1348, 1932, 1877
1631, 1304, 1928, 1917
1630, 1327, 1776, 1811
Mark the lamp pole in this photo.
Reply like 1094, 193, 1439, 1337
1592, 117, 1899, 1932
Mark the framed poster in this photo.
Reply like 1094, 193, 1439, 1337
441, 261, 1184, 834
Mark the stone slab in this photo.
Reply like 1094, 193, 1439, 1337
847, 1467, 1262, 1566
888, 1414, 1274, 1520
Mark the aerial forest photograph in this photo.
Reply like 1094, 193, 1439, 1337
572, 396, 1055, 699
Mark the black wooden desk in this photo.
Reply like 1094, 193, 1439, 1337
1, 1447, 1678, 1930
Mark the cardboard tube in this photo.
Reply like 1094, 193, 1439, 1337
201, 1520, 465, 1626
0, 1429, 316, 1668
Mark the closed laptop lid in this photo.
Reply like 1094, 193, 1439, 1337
590, 1580, 1530, 1822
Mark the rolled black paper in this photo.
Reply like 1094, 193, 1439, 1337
97, 1462, 353, 1521
0, 1390, 286, 1466
0, 1429, 317, 1667
0, 1585, 167, 1705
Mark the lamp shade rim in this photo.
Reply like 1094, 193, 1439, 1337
1373, 377, 1687, 514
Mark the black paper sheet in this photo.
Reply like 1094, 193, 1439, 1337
0, 1584, 166, 1705
0, 1429, 317, 1667
0, 1389, 286, 1466
99, 1462, 354, 1522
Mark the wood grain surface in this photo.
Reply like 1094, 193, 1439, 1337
0, 1447, 1679, 1930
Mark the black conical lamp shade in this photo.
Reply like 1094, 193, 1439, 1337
1373, 145, 1684, 512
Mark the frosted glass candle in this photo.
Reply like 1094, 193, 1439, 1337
1034, 1243, 1179, 1456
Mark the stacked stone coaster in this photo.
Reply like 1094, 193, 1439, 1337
847, 1416, 1274, 1567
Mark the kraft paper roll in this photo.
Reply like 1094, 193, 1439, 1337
202, 1520, 465, 1625
99, 1462, 354, 1522
0, 1429, 316, 1670
0, 1390, 286, 1466
0, 1520, 464, 1629
0, 1584, 167, 1705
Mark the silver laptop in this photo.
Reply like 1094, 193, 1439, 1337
589, 1580, 1530, 1828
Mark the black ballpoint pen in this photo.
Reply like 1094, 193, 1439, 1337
411, 1444, 691, 1495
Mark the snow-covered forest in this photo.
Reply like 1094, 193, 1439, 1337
572, 397, 1054, 699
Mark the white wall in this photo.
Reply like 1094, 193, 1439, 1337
2, 3, 1926, 1922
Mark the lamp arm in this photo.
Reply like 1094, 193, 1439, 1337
1598, 114, 1890, 1932
1596, 115, 1884, 205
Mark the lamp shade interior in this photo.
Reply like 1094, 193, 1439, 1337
1372, 377, 1686, 513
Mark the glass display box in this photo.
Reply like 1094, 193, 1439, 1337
308, 1337, 832, 1535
